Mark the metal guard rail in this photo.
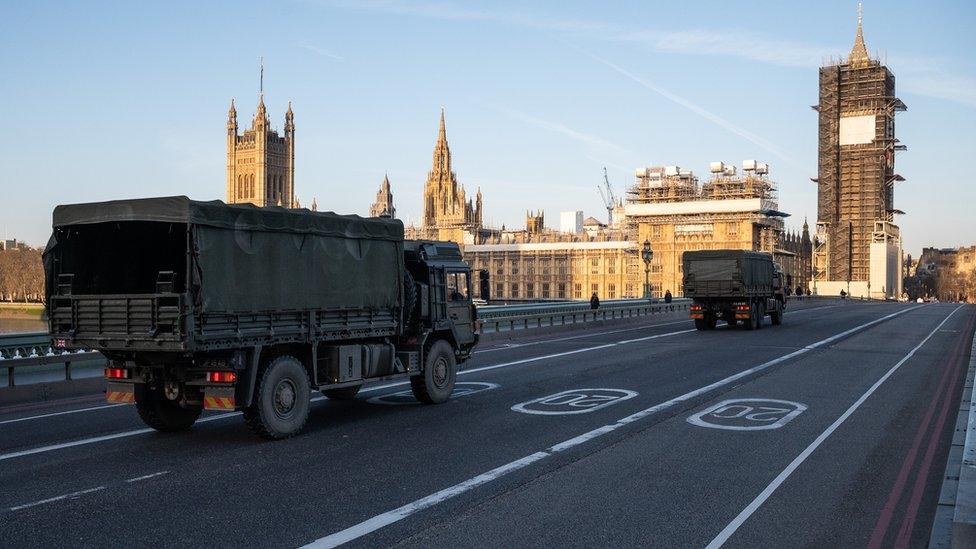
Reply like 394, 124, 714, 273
478, 298, 690, 334
0, 331, 103, 387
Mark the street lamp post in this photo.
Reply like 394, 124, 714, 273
641, 239, 654, 299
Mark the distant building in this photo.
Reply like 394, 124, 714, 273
623, 161, 803, 297
813, 6, 905, 299
907, 246, 976, 302
226, 92, 295, 208
408, 108, 484, 243
526, 210, 544, 235
369, 174, 396, 218
560, 211, 583, 234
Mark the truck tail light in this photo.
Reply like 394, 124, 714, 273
207, 371, 237, 383
735, 304, 750, 311
690, 305, 702, 312
105, 368, 129, 379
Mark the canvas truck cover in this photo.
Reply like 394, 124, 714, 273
46, 196, 405, 313
683, 250, 774, 294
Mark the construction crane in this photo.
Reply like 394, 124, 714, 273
597, 167, 617, 226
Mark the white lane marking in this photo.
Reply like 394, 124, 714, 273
366, 382, 500, 406
474, 303, 839, 355
301, 305, 923, 547
8, 486, 106, 512
301, 452, 551, 548
0, 328, 691, 463
512, 389, 638, 416
687, 399, 807, 431
704, 304, 962, 549
0, 404, 128, 426
125, 471, 170, 483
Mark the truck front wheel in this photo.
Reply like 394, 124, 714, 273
411, 340, 457, 404
244, 355, 311, 440
135, 386, 202, 432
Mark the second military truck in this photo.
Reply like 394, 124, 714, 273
43, 196, 478, 439
683, 249, 785, 330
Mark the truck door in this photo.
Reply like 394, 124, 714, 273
446, 270, 475, 345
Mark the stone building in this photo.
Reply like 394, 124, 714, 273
907, 246, 976, 302
813, 6, 904, 298
409, 108, 483, 243
623, 161, 794, 297
369, 174, 396, 218
226, 94, 295, 208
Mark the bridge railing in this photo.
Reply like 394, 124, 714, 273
477, 298, 690, 334
0, 298, 691, 385
0, 331, 103, 387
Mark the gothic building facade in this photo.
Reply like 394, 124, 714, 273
226, 94, 295, 208
814, 6, 904, 298
419, 108, 483, 240
369, 174, 396, 218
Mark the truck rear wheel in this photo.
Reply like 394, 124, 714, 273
745, 304, 759, 330
411, 340, 457, 404
135, 386, 202, 432
322, 385, 361, 400
694, 318, 707, 331
770, 305, 783, 325
755, 303, 765, 329
244, 355, 311, 440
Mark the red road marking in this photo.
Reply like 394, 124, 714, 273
868, 310, 975, 548
893, 312, 975, 547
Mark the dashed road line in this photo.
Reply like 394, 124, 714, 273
8, 486, 106, 512
125, 471, 170, 483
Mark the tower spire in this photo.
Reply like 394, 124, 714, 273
848, 2, 870, 67
259, 56, 264, 100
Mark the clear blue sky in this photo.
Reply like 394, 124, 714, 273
2, 0, 974, 255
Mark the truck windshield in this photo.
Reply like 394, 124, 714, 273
687, 259, 737, 281
448, 272, 468, 301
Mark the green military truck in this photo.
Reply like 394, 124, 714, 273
43, 196, 478, 439
683, 249, 785, 331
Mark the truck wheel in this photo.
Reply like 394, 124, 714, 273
322, 385, 361, 400
243, 355, 311, 440
705, 316, 718, 330
745, 304, 758, 331
135, 386, 202, 432
771, 306, 783, 325
727, 317, 738, 328
694, 319, 707, 331
411, 340, 457, 404
755, 304, 765, 329
403, 270, 419, 332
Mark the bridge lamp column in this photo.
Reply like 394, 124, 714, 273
641, 239, 654, 299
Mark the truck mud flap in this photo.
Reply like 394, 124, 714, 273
204, 387, 236, 411
106, 382, 135, 404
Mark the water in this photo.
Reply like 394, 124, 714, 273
0, 317, 47, 334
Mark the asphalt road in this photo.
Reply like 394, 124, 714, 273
0, 300, 972, 548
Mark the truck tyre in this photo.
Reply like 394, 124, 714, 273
694, 319, 707, 331
705, 316, 718, 330
727, 317, 738, 328
411, 340, 456, 404
403, 270, 418, 332
745, 304, 758, 331
771, 305, 783, 326
135, 386, 202, 432
322, 385, 361, 400
756, 303, 765, 329
243, 355, 311, 440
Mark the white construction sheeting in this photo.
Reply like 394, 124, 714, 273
624, 198, 768, 217
839, 114, 876, 145
465, 241, 635, 253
